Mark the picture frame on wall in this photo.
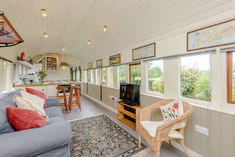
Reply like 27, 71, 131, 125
187, 18, 235, 51
96, 59, 103, 68
109, 53, 121, 65
87, 62, 92, 69
132, 43, 156, 61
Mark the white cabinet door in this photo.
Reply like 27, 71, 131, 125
46, 85, 57, 97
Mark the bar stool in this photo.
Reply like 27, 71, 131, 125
68, 84, 81, 112
56, 85, 68, 113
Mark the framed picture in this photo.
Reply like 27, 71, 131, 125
96, 59, 103, 68
187, 18, 235, 51
132, 43, 156, 60
109, 54, 121, 65
87, 62, 92, 69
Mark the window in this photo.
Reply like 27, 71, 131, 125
102, 68, 107, 84
0, 60, 14, 92
107, 67, 114, 86
96, 68, 101, 85
147, 60, 164, 94
87, 70, 91, 83
92, 69, 96, 83
118, 65, 127, 85
180, 54, 210, 101
83, 70, 87, 82
227, 51, 235, 103
129, 63, 141, 84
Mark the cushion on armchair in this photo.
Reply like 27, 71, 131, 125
160, 99, 184, 122
160, 99, 185, 129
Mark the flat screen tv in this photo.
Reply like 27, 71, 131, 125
120, 83, 140, 106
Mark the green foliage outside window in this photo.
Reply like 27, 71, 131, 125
119, 65, 126, 84
148, 61, 164, 94
130, 64, 141, 85
181, 67, 210, 101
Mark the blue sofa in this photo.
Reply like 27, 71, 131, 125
0, 90, 71, 157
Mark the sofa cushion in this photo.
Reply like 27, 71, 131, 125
0, 100, 15, 134
48, 117, 65, 125
14, 95, 48, 120
26, 88, 47, 108
20, 90, 45, 110
0, 90, 21, 105
45, 107, 63, 118
6, 107, 47, 131
46, 98, 60, 107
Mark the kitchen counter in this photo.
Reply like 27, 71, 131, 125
14, 81, 81, 97
14, 81, 81, 87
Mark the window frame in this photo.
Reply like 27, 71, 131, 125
227, 51, 235, 104
107, 67, 115, 87
146, 59, 164, 95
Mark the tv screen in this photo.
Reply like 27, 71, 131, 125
120, 83, 140, 106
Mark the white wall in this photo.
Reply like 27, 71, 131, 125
45, 54, 82, 81
0, 47, 17, 61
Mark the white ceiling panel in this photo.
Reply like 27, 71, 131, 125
0, 0, 235, 61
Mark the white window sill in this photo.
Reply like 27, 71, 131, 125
141, 92, 166, 99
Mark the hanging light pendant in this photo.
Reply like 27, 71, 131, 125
59, 62, 69, 67
0, 11, 24, 47
59, 53, 69, 68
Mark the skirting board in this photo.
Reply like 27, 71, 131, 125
82, 93, 202, 157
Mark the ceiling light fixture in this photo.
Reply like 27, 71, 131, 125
87, 40, 91, 45
43, 32, 48, 38
41, 9, 47, 17
103, 25, 108, 32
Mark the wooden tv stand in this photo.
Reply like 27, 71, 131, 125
117, 101, 141, 130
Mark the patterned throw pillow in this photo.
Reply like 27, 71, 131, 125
26, 88, 47, 108
20, 90, 45, 110
13, 95, 48, 121
160, 99, 184, 122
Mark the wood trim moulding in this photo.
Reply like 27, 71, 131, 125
226, 51, 235, 104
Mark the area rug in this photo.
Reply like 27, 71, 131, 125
70, 114, 147, 157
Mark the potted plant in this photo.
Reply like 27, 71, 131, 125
37, 70, 47, 83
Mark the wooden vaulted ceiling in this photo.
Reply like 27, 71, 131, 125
1, 0, 235, 61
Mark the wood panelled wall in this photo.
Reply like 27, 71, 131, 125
81, 83, 235, 157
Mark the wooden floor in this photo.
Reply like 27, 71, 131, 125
63, 96, 186, 157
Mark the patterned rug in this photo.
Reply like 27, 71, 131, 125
70, 114, 147, 157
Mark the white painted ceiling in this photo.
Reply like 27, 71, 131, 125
1, 0, 235, 61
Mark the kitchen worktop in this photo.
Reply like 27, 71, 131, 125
14, 81, 81, 87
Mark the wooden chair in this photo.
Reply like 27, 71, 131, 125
56, 85, 68, 113
136, 99, 193, 157
68, 84, 81, 112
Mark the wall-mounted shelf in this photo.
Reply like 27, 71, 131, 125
45, 56, 58, 71
15, 61, 34, 68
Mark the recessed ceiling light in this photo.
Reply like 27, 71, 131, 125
43, 32, 48, 38
41, 9, 47, 17
87, 40, 91, 45
103, 25, 108, 32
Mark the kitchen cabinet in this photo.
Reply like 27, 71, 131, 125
46, 85, 57, 97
